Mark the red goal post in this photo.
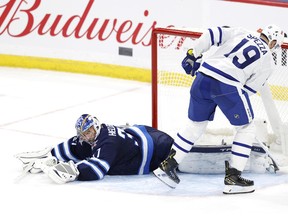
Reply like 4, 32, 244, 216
151, 27, 288, 154
151, 27, 202, 129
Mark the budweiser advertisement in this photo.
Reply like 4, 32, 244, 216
0, 0, 287, 69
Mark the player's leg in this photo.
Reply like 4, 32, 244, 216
153, 119, 209, 188
215, 85, 255, 194
223, 122, 255, 194
153, 73, 215, 188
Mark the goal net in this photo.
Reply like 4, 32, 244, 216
151, 27, 288, 155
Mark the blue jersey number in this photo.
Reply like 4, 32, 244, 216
117, 128, 133, 140
224, 38, 260, 69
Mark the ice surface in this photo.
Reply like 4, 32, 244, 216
1, 67, 288, 216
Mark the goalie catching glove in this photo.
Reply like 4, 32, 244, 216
182, 49, 202, 76
15, 147, 79, 184
15, 146, 56, 174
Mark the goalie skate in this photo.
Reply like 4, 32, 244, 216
153, 149, 180, 189
153, 167, 179, 189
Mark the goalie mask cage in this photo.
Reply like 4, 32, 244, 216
151, 27, 288, 155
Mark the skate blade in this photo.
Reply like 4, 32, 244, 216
153, 168, 178, 189
223, 185, 255, 194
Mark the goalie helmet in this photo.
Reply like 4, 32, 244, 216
75, 114, 101, 144
261, 24, 284, 51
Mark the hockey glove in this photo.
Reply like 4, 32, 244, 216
15, 146, 54, 173
181, 49, 202, 76
45, 161, 79, 184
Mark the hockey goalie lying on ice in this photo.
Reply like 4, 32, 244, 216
15, 114, 175, 184
15, 114, 278, 185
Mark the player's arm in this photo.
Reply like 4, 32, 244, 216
193, 26, 243, 57
181, 49, 202, 76
182, 27, 239, 76
193, 27, 224, 57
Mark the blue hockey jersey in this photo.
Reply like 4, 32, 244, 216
51, 124, 173, 181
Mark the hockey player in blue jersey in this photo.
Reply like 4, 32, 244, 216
15, 114, 174, 183
153, 25, 285, 194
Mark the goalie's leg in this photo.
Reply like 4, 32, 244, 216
153, 148, 180, 189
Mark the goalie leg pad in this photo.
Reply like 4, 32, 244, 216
178, 144, 277, 174
46, 161, 79, 184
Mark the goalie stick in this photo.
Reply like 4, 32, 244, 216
14, 160, 36, 183
254, 137, 280, 172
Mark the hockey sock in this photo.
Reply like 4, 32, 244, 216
173, 120, 208, 163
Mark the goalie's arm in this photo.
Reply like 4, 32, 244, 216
51, 136, 92, 162
76, 157, 110, 181
46, 157, 110, 184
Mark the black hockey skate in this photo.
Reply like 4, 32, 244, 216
153, 149, 180, 189
223, 161, 255, 194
